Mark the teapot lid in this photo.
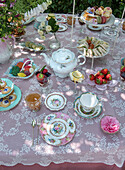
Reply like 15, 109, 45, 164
52, 48, 75, 64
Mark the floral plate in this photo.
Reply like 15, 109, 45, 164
86, 67, 118, 91
40, 112, 76, 146
0, 85, 21, 111
5, 58, 39, 79
55, 14, 67, 23
45, 92, 67, 111
0, 78, 14, 99
74, 96, 102, 119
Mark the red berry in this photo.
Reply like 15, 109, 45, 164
99, 73, 104, 78
102, 79, 107, 84
37, 73, 45, 80
101, 68, 108, 75
95, 76, 103, 85
121, 67, 125, 72
105, 74, 112, 81
42, 69, 48, 74
95, 71, 100, 77
89, 74, 95, 81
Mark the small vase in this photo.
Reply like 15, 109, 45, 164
49, 33, 60, 50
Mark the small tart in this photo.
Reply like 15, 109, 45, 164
70, 70, 84, 83
7, 94, 17, 102
2, 86, 11, 94
1, 98, 11, 107
0, 80, 7, 89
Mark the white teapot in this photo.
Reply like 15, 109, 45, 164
40, 48, 86, 78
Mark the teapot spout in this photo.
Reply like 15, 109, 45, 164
40, 53, 50, 66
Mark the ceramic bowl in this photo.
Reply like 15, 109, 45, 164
79, 92, 99, 112
100, 115, 120, 134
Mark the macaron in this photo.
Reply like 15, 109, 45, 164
101, 16, 107, 24
97, 16, 102, 24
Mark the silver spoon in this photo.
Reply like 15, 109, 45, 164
31, 119, 36, 146
36, 119, 41, 145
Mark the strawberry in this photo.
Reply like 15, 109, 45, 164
99, 73, 104, 79
105, 74, 112, 81
36, 73, 45, 80
89, 44, 94, 49
86, 39, 91, 45
24, 65, 31, 69
121, 66, 125, 72
95, 71, 100, 78
42, 69, 48, 74
89, 74, 95, 81
102, 79, 107, 84
95, 76, 103, 85
101, 68, 108, 75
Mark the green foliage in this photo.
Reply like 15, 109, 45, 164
14, 0, 48, 13
48, 17, 59, 33
0, 0, 23, 39
46, 0, 125, 18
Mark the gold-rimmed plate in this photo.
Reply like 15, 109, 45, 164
45, 92, 67, 111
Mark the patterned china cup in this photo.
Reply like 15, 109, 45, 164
79, 92, 99, 112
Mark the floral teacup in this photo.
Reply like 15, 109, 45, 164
79, 92, 99, 112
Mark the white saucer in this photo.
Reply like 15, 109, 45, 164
74, 97, 102, 118
58, 24, 68, 32
87, 25, 102, 31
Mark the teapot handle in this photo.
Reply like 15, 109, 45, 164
78, 55, 86, 65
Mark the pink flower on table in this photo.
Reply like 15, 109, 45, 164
101, 116, 120, 133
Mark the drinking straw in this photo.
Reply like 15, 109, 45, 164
70, 0, 75, 46
112, 6, 125, 58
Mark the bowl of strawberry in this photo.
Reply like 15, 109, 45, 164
36, 65, 51, 86
86, 67, 118, 90
120, 58, 125, 80
89, 68, 112, 85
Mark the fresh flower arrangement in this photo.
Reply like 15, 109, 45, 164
38, 15, 59, 40
0, 0, 24, 41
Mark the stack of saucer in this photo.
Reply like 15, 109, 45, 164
73, 92, 102, 118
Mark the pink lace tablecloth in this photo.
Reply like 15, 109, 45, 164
0, 14, 125, 167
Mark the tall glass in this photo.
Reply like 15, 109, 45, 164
77, 10, 85, 33
25, 93, 41, 112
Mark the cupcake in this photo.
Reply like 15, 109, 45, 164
104, 7, 112, 15
103, 7, 112, 21
95, 7, 104, 16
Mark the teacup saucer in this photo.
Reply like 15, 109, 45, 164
73, 97, 102, 119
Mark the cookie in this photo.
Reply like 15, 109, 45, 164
1, 98, 10, 107
0, 80, 7, 89
2, 87, 11, 94
7, 94, 17, 102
